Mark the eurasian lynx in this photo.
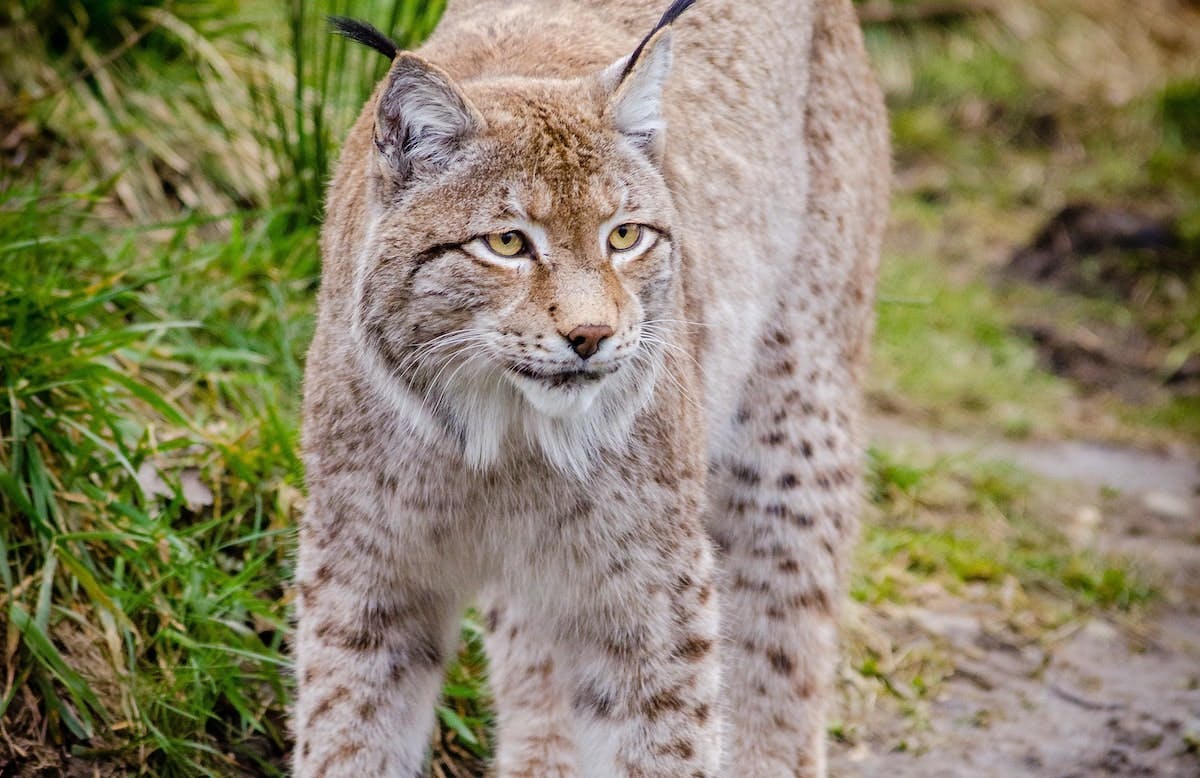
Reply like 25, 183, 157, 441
292, 0, 888, 775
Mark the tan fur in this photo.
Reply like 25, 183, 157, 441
293, 1, 888, 776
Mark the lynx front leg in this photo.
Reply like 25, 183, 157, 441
481, 592, 579, 777
560, 517, 723, 778
292, 489, 462, 778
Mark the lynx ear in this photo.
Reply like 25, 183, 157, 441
375, 54, 482, 177
602, 29, 674, 159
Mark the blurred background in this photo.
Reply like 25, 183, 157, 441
1, 0, 1197, 775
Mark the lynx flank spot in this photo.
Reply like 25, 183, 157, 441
293, 0, 886, 776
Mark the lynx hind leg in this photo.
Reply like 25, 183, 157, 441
481, 592, 579, 777
706, 323, 862, 777
707, 2, 886, 773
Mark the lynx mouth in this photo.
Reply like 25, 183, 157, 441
505, 362, 620, 417
507, 363, 616, 388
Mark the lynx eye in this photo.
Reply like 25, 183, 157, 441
608, 223, 642, 252
485, 231, 526, 257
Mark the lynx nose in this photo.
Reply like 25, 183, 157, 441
564, 324, 613, 359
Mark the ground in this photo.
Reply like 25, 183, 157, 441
825, 3, 1200, 772
831, 418, 1200, 776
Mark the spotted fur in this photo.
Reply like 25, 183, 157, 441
293, 0, 888, 776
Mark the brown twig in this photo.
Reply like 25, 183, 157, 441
0, 16, 160, 120
56, 17, 162, 94
1049, 682, 1126, 711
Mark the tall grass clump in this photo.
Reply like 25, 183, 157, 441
0, 190, 308, 774
2, 0, 445, 222
0, 197, 489, 775
2, 0, 276, 219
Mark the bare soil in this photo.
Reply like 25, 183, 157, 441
1001, 203, 1200, 400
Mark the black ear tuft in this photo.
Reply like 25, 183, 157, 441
328, 16, 400, 60
619, 0, 696, 81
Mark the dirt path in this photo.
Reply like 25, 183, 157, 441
829, 419, 1200, 777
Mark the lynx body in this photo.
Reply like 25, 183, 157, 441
293, 0, 888, 775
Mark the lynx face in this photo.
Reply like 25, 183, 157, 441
348, 38, 680, 470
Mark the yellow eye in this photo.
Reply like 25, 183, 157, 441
608, 223, 642, 252
485, 231, 526, 257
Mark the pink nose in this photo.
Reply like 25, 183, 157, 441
564, 324, 613, 359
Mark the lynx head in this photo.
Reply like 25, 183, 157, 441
342, 9, 691, 474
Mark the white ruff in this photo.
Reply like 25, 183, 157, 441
353, 346, 660, 477
514, 357, 660, 478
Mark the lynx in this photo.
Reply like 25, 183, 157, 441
292, 0, 888, 775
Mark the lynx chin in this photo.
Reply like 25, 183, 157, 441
291, 0, 888, 775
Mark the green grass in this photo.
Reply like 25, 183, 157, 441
0, 188, 491, 774
860, 448, 1152, 613
872, 246, 1074, 436
0, 189, 304, 773
0, 3, 467, 771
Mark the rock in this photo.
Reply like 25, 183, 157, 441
907, 607, 982, 649
1066, 505, 1102, 547
1142, 491, 1196, 521
180, 468, 215, 510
